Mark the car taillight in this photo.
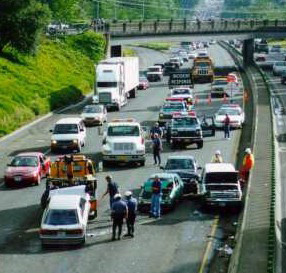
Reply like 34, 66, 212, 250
66, 229, 83, 235
39, 229, 57, 235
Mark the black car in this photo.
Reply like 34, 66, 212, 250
161, 155, 201, 194
281, 71, 286, 85
163, 62, 178, 76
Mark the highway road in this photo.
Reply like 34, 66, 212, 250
0, 44, 242, 273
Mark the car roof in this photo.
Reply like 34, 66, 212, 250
16, 152, 42, 157
56, 117, 82, 125
49, 195, 81, 210
205, 163, 236, 173
149, 173, 177, 179
166, 155, 195, 161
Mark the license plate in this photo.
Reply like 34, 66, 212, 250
58, 231, 65, 236
219, 202, 226, 207
14, 176, 22, 182
62, 146, 67, 149
118, 156, 127, 161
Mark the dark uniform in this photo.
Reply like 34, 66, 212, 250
111, 198, 128, 240
107, 181, 119, 209
125, 197, 137, 237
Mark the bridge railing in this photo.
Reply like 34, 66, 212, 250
99, 19, 286, 36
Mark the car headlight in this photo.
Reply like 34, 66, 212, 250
73, 139, 78, 144
159, 113, 164, 118
51, 140, 57, 144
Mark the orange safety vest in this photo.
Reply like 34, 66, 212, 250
243, 154, 254, 171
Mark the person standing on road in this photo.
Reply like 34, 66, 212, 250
211, 150, 223, 163
152, 133, 163, 166
150, 122, 163, 139
224, 114, 231, 139
150, 176, 162, 218
111, 194, 128, 241
124, 191, 137, 238
101, 175, 119, 209
241, 148, 255, 182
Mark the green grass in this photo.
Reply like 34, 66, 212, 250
268, 39, 286, 48
123, 48, 137, 57
132, 42, 172, 52
0, 31, 106, 137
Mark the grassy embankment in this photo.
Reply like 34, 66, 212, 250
0, 32, 106, 137
131, 42, 172, 52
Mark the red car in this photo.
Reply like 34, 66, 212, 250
4, 152, 51, 187
138, 76, 150, 90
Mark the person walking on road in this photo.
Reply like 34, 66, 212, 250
224, 114, 231, 139
152, 133, 162, 166
101, 175, 119, 209
124, 191, 137, 238
150, 176, 162, 218
241, 148, 255, 182
211, 150, 223, 163
111, 194, 128, 241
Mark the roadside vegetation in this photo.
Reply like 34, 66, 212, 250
132, 42, 172, 52
0, 32, 106, 136
123, 48, 137, 57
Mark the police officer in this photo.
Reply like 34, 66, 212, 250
111, 194, 128, 241
124, 191, 137, 238
101, 175, 119, 209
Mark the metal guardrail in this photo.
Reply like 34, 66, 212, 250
93, 19, 286, 36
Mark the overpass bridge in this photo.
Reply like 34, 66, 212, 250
98, 19, 286, 65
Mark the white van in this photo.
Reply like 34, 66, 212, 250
50, 117, 86, 153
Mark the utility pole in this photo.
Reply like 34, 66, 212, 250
142, 0, 145, 20
114, 0, 117, 20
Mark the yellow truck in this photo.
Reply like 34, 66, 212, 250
192, 56, 214, 84
41, 155, 98, 219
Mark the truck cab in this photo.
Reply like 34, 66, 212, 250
192, 56, 214, 83
102, 119, 146, 166
146, 65, 163, 82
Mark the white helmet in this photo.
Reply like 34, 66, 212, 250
215, 150, 221, 155
245, 148, 251, 154
114, 193, 122, 200
124, 191, 132, 197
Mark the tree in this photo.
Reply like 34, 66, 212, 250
0, 0, 51, 54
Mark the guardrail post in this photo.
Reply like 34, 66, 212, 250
250, 19, 254, 29
183, 18, 187, 31
274, 19, 278, 27
237, 20, 241, 29
263, 19, 269, 27
105, 22, 110, 33
154, 20, 158, 33
224, 20, 228, 29
197, 19, 201, 30
123, 22, 127, 33
211, 19, 215, 30
139, 21, 142, 32
169, 19, 173, 31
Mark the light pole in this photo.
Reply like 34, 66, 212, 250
114, 0, 117, 20
142, 0, 145, 20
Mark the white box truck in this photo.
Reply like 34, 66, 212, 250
93, 57, 139, 111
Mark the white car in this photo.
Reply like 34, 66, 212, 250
273, 61, 286, 76
215, 106, 245, 129
188, 52, 197, 59
197, 50, 209, 58
171, 87, 193, 102
81, 104, 107, 126
146, 65, 163, 82
102, 119, 146, 166
40, 191, 90, 246
50, 117, 86, 153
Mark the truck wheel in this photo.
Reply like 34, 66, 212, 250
130, 89, 136, 99
197, 141, 203, 149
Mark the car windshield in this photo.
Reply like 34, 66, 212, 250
54, 124, 79, 134
140, 77, 147, 81
97, 82, 117, 87
205, 172, 238, 184
197, 62, 209, 67
143, 178, 173, 192
173, 117, 198, 127
217, 109, 240, 116
206, 184, 238, 191
83, 106, 102, 113
108, 125, 139, 136
163, 104, 184, 112
148, 68, 160, 72
172, 89, 191, 95
10, 156, 38, 167
165, 159, 195, 170
44, 209, 79, 225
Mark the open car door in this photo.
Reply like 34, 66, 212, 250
199, 115, 216, 137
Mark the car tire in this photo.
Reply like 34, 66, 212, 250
197, 141, 203, 149
102, 160, 109, 168
139, 160, 145, 166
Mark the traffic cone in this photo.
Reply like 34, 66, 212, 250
223, 93, 228, 103
207, 94, 212, 105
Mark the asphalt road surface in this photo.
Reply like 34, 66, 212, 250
0, 44, 242, 273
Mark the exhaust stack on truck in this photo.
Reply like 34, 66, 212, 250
93, 57, 139, 111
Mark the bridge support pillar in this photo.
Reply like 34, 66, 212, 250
242, 39, 254, 66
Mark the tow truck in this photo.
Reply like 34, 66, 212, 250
41, 154, 98, 219
166, 112, 215, 149
192, 56, 214, 83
